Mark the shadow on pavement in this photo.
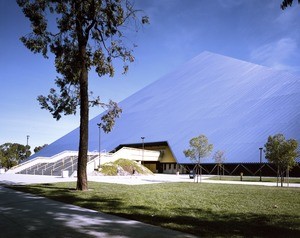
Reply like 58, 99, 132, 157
0, 186, 196, 238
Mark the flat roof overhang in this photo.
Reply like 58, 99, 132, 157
112, 141, 169, 153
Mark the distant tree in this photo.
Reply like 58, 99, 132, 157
0, 150, 3, 168
184, 135, 213, 183
264, 134, 298, 187
34, 144, 48, 153
281, 0, 300, 9
0, 143, 31, 169
213, 150, 226, 179
17, 0, 148, 191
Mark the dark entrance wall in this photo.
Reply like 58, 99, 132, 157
181, 163, 300, 177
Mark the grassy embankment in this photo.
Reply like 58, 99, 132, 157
99, 158, 153, 176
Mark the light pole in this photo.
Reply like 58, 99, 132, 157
259, 147, 263, 182
26, 135, 30, 158
141, 137, 145, 165
97, 123, 102, 168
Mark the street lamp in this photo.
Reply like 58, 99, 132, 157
97, 123, 102, 168
26, 135, 29, 146
141, 137, 145, 165
26, 135, 30, 158
259, 147, 263, 182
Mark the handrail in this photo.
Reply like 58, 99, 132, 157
6, 148, 160, 175
7, 150, 100, 174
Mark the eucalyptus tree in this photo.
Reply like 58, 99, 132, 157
281, 0, 300, 9
184, 134, 213, 183
34, 144, 48, 153
264, 134, 298, 187
17, 0, 148, 190
213, 150, 226, 179
0, 143, 31, 169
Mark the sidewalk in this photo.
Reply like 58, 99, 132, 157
0, 173, 208, 186
0, 173, 299, 187
0, 186, 197, 238
202, 178, 300, 187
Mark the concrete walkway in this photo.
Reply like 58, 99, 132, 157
1, 173, 299, 187
0, 186, 196, 238
202, 178, 300, 187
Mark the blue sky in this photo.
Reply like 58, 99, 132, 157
0, 0, 299, 152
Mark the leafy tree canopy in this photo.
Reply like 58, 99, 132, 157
213, 150, 226, 164
264, 134, 298, 171
34, 144, 48, 153
183, 134, 213, 164
0, 143, 31, 169
17, 0, 148, 121
17, 0, 148, 190
281, 0, 300, 9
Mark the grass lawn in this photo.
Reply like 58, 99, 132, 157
9, 182, 300, 237
209, 175, 300, 183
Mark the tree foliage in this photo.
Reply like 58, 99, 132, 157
184, 135, 213, 183
17, 0, 148, 190
100, 100, 122, 133
213, 150, 226, 165
34, 144, 48, 153
0, 143, 31, 169
213, 150, 226, 179
264, 134, 298, 186
184, 135, 213, 164
281, 0, 300, 9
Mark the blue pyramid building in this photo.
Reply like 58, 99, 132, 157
31, 51, 300, 174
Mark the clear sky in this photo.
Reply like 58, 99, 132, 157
0, 0, 299, 153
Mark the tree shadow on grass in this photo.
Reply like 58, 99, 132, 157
117, 207, 300, 237
7, 184, 124, 212
1, 186, 192, 238
8, 184, 300, 237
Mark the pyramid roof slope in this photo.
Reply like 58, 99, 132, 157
32, 52, 300, 163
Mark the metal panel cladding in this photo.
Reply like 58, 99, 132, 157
31, 52, 300, 164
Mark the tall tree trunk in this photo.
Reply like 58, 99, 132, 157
280, 171, 284, 187
196, 163, 199, 183
76, 10, 89, 190
200, 163, 202, 183
286, 166, 289, 187
77, 66, 89, 191
276, 166, 279, 187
